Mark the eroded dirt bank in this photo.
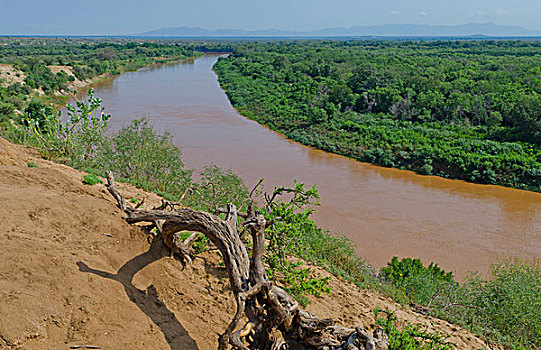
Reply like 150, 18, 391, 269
0, 138, 492, 349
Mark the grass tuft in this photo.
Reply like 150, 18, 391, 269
82, 174, 102, 186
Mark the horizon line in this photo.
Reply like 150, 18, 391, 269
3, 22, 541, 37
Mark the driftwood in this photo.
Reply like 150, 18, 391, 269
105, 171, 388, 350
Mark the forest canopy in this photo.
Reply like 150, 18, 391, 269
213, 40, 541, 191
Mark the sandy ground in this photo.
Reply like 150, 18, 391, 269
0, 64, 26, 87
0, 137, 496, 349
0, 63, 89, 94
47, 65, 90, 93
47, 66, 74, 76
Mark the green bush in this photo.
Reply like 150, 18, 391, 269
380, 257, 541, 349
16, 89, 194, 204
20, 88, 110, 166
381, 257, 455, 285
82, 174, 102, 185
188, 164, 248, 212
376, 310, 453, 350
98, 119, 192, 198
458, 262, 541, 349
419, 164, 434, 175
24, 100, 54, 131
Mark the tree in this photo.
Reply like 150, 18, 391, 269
329, 84, 354, 111
105, 172, 389, 350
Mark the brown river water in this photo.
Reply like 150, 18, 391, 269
85, 54, 541, 279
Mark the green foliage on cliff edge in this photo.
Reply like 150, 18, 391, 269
375, 310, 453, 350
381, 257, 455, 285
380, 258, 541, 349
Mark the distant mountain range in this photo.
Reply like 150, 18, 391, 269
138, 23, 541, 38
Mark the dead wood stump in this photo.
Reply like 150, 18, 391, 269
105, 171, 388, 350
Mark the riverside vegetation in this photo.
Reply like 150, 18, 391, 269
0, 37, 202, 128
0, 38, 540, 349
213, 40, 541, 192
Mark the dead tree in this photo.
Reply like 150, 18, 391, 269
105, 171, 388, 350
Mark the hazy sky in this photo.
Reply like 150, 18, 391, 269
1, 0, 539, 35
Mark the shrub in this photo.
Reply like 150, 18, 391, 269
375, 310, 453, 350
381, 257, 455, 285
24, 100, 54, 131
20, 88, 110, 166
380, 257, 541, 349
82, 174, 102, 185
188, 164, 248, 211
419, 164, 433, 175
18, 93, 193, 204
459, 262, 541, 349
98, 119, 192, 198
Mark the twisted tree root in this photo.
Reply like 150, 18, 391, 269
105, 171, 388, 350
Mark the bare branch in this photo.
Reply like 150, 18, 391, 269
106, 171, 128, 212
134, 198, 145, 209
178, 185, 194, 204
215, 207, 248, 219
104, 170, 387, 350
249, 178, 264, 199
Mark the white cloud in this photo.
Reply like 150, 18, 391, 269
418, 11, 429, 17
470, 8, 509, 18
390, 10, 401, 17
470, 10, 484, 17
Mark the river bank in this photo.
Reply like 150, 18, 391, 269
0, 136, 495, 349
0, 37, 204, 122
63, 55, 203, 105
77, 54, 541, 280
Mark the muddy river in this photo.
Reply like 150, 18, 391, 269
87, 55, 541, 278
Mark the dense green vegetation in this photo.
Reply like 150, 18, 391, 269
213, 40, 541, 191
380, 257, 455, 285
0, 37, 201, 129
0, 37, 198, 76
381, 258, 541, 349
